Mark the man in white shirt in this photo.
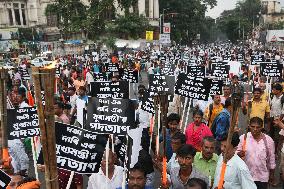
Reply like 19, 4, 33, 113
87, 150, 124, 189
16, 93, 29, 108
213, 132, 257, 189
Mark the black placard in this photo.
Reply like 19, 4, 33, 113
210, 80, 224, 95
260, 63, 283, 77
0, 170, 11, 188
211, 63, 229, 78
86, 97, 135, 135
251, 55, 265, 65
122, 69, 139, 83
141, 91, 155, 114
94, 73, 109, 81
162, 61, 175, 75
90, 81, 129, 99
7, 108, 40, 140
148, 74, 171, 96
175, 73, 212, 100
186, 66, 205, 77
106, 63, 119, 72
55, 122, 108, 173
19, 67, 30, 81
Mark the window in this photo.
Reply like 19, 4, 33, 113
8, 8, 13, 25
145, 0, 149, 17
13, 3, 19, 8
22, 9, 26, 25
14, 8, 21, 25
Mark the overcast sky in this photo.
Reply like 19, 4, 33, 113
206, 0, 238, 18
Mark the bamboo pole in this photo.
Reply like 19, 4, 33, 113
0, 68, 10, 172
0, 68, 8, 149
32, 67, 59, 189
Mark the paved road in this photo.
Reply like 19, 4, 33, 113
29, 70, 283, 188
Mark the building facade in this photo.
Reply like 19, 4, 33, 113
261, 0, 284, 25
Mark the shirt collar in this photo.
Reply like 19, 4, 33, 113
198, 152, 218, 162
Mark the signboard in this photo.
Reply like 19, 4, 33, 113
175, 73, 212, 100
0, 170, 11, 188
7, 108, 40, 140
86, 97, 136, 135
160, 34, 171, 44
163, 23, 171, 34
211, 63, 230, 78
260, 63, 283, 77
55, 122, 108, 173
90, 81, 129, 99
146, 31, 154, 41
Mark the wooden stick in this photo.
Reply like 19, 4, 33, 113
180, 97, 189, 130
184, 98, 192, 133
32, 67, 59, 189
66, 171, 75, 189
217, 102, 240, 189
31, 137, 39, 180
0, 68, 10, 171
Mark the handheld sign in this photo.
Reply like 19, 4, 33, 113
55, 122, 108, 174
141, 91, 155, 114
86, 97, 136, 135
211, 63, 229, 78
94, 73, 109, 81
19, 67, 30, 81
210, 80, 224, 95
251, 54, 265, 65
90, 81, 129, 99
0, 170, 11, 188
175, 73, 212, 100
7, 108, 40, 140
186, 66, 205, 77
260, 63, 283, 77
148, 74, 171, 96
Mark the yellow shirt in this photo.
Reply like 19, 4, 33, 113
205, 103, 223, 128
250, 100, 270, 122
260, 92, 269, 101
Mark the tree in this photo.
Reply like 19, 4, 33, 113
216, 0, 261, 42
108, 13, 150, 39
159, 0, 217, 44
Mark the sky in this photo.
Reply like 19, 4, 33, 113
206, 0, 238, 19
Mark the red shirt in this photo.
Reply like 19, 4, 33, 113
185, 122, 213, 151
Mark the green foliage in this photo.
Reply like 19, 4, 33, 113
109, 13, 150, 39
159, 0, 217, 44
269, 21, 284, 30
217, 0, 261, 42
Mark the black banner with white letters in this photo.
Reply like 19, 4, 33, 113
55, 122, 108, 173
186, 66, 205, 77
0, 170, 11, 188
260, 63, 283, 77
86, 97, 136, 135
141, 91, 155, 114
175, 73, 212, 100
211, 63, 229, 78
210, 80, 224, 95
148, 74, 173, 96
90, 81, 129, 99
7, 108, 40, 140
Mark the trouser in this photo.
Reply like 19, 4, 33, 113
270, 118, 281, 152
254, 181, 268, 189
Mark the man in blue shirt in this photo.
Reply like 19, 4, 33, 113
211, 97, 231, 141
116, 165, 153, 189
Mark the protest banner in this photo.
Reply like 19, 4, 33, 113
260, 62, 283, 77
55, 122, 108, 173
186, 66, 205, 77
148, 74, 174, 96
7, 107, 40, 140
210, 80, 224, 95
175, 73, 212, 100
211, 63, 229, 78
86, 97, 136, 135
0, 170, 11, 188
251, 54, 265, 65
141, 91, 155, 114
90, 81, 129, 99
